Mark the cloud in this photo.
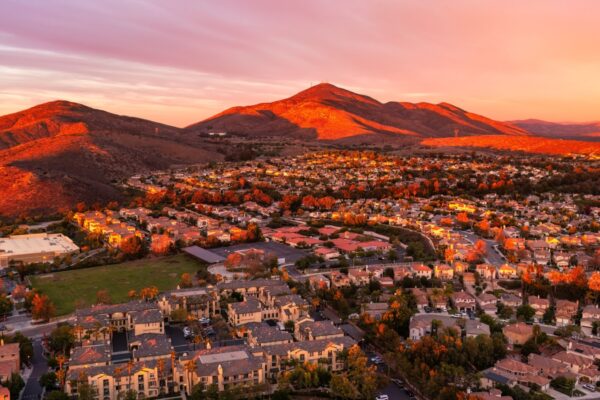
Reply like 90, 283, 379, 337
1, 0, 600, 124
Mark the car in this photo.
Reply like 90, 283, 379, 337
583, 384, 596, 392
375, 395, 389, 400
198, 317, 210, 324
391, 378, 404, 387
183, 327, 192, 337
405, 390, 415, 398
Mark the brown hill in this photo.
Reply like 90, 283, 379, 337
187, 83, 528, 140
510, 119, 600, 139
0, 101, 220, 217
422, 135, 600, 157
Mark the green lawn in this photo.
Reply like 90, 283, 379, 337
30, 254, 203, 316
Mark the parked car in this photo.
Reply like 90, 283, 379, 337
198, 317, 210, 325
391, 378, 404, 388
183, 327, 192, 338
583, 384, 596, 392
375, 395, 389, 400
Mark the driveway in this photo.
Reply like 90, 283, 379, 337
459, 230, 506, 266
22, 339, 45, 400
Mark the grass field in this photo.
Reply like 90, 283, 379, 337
30, 254, 203, 316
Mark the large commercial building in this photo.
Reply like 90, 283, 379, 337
0, 233, 79, 268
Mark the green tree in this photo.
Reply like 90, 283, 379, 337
117, 389, 138, 400
45, 391, 69, 400
48, 325, 75, 355
330, 374, 359, 399
189, 383, 206, 400
0, 294, 12, 317
39, 371, 58, 390
516, 305, 535, 322
3, 372, 25, 400
77, 382, 96, 400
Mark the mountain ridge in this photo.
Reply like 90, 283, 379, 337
186, 83, 529, 139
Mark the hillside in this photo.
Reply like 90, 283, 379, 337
187, 83, 529, 140
421, 135, 600, 157
511, 119, 600, 139
0, 101, 220, 217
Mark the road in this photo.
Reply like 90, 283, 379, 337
22, 339, 45, 400
459, 230, 506, 266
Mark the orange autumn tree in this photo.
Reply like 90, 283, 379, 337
31, 293, 56, 322
565, 266, 587, 287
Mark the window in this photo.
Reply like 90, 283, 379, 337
103, 379, 109, 387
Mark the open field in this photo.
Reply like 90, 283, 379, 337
30, 254, 203, 315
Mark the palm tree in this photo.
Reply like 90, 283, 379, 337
157, 358, 165, 395
185, 359, 197, 395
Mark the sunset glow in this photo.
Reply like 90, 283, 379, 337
1, 0, 600, 126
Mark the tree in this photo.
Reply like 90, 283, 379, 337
117, 389, 138, 400
3, 372, 25, 400
46, 391, 69, 400
96, 289, 112, 305
0, 294, 11, 317
77, 382, 95, 400
180, 273, 193, 288
48, 325, 75, 355
330, 374, 359, 399
189, 383, 206, 400
39, 371, 58, 390
120, 236, 146, 259
346, 345, 378, 400
7, 332, 33, 366
151, 234, 172, 255
31, 293, 56, 322
516, 305, 535, 322
542, 307, 555, 325
140, 286, 159, 300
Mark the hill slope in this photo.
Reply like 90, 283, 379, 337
422, 135, 600, 157
187, 83, 528, 140
511, 119, 600, 139
0, 101, 220, 217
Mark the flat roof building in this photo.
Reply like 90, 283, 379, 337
0, 233, 79, 268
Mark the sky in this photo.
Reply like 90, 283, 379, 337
1, 0, 600, 127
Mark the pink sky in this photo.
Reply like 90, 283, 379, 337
1, 0, 600, 127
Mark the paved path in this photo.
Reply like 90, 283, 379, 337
22, 339, 45, 400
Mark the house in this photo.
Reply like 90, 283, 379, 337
434, 264, 454, 280
499, 293, 521, 308
477, 293, 498, 315
314, 247, 340, 260
178, 345, 267, 395
503, 322, 533, 346
451, 291, 476, 312
348, 268, 371, 286
476, 264, 497, 280
581, 305, 600, 335
555, 299, 578, 327
412, 264, 432, 279
0, 341, 20, 379
328, 271, 351, 288
360, 303, 389, 320
528, 296, 549, 322
265, 337, 355, 374
308, 274, 331, 290
409, 314, 459, 341
498, 264, 517, 279
295, 320, 344, 341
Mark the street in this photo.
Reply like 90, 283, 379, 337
22, 339, 45, 400
459, 230, 506, 266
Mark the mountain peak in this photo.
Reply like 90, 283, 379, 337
188, 84, 529, 139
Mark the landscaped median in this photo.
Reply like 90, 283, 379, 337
29, 254, 204, 315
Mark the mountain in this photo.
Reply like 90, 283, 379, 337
0, 101, 220, 217
186, 83, 529, 140
422, 135, 600, 156
511, 119, 600, 139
